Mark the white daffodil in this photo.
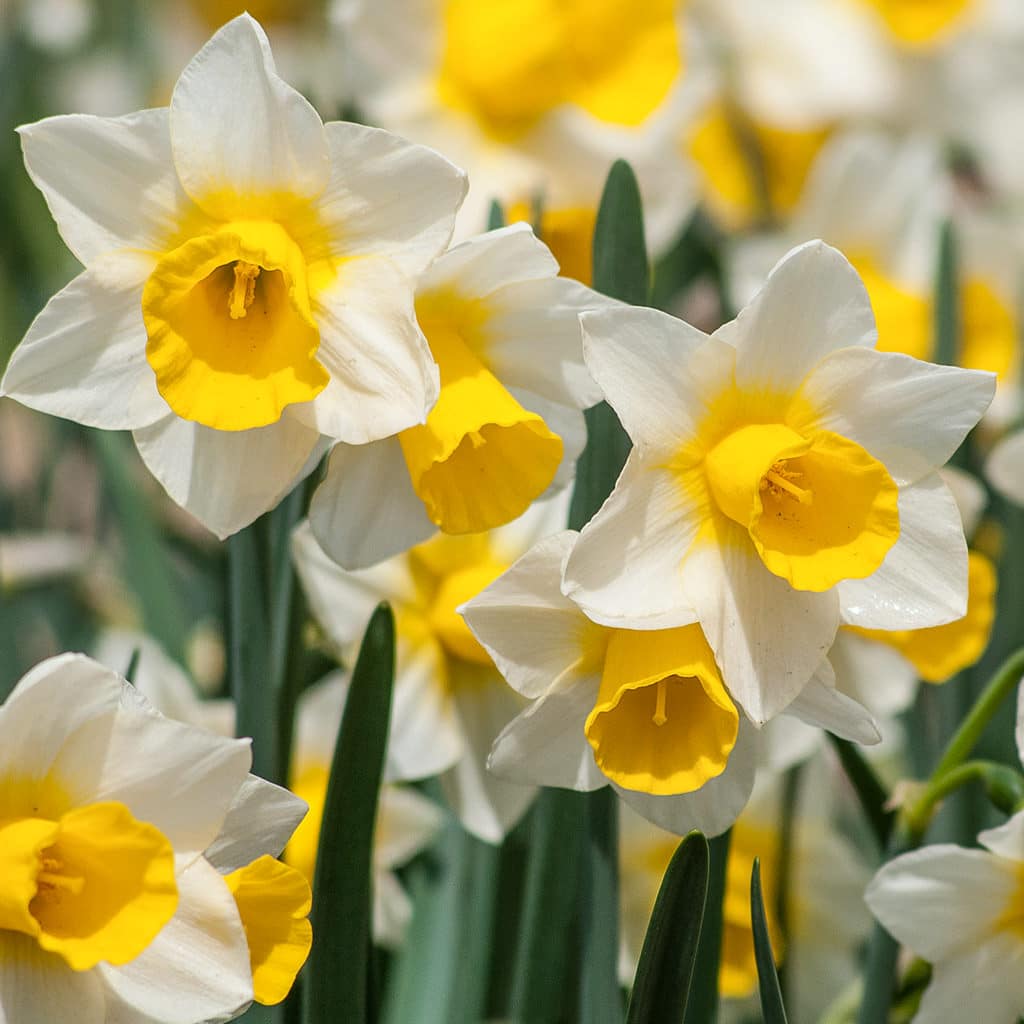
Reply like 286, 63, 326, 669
308, 223, 612, 569
987, 428, 1024, 506
619, 764, 871, 1023
335, 0, 697, 259
562, 240, 995, 724
283, 673, 445, 947
291, 496, 568, 842
0, 653, 312, 1020
0, 531, 91, 589
461, 530, 878, 836
2, 13, 466, 538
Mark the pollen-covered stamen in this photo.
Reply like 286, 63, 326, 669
36, 856, 85, 898
229, 261, 261, 319
652, 678, 668, 726
762, 464, 813, 506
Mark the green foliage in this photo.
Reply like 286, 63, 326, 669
751, 858, 788, 1024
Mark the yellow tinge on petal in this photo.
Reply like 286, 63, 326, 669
0, 801, 178, 971
584, 625, 739, 796
437, 0, 680, 140
705, 423, 900, 592
687, 104, 829, 229
143, 220, 328, 431
399, 304, 563, 535
226, 856, 312, 1007
859, 0, 973, 46
851, 550, 996, 682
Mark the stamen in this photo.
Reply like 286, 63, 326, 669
764, 467, 813, 505
229, 261, 261, 320
37, 857, 85, 897
652, 678, 668, 726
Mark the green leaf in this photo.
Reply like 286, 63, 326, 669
487, 199, 505, 231
751, 858, 788, 1024
592, 160, 649, 306
682, 829, 730, 1024
827, 735, 894, 849
91, 430, 189, 665
304, 603, 396, 1024
626, 831, 709, 1024
932, 219, 959, 368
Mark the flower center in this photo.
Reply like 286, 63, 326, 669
142, 220, 328, 432
704, 422, 900, 592
584, 625, 739, 796
399, 296, 563, 535
0, 801, 177, 971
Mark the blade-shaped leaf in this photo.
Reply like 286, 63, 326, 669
682, 829, 730, 1024
626, 830, 709, 1024
592, 159, 649, 306
828, 735, 894, 849
751, 858, 788, 1024
304, 603, 396, 1024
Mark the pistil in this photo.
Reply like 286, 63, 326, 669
229, 261, 261, 319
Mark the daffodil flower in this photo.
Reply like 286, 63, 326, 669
291, 496, 569, 842
284, 673, 445, 947
308, 224, 613, 569
866, 686, 1024, 1023
460, 530, 878, 835
1, 14, 466, 538
562, 240, 995, 724
0, 653, 311, 1021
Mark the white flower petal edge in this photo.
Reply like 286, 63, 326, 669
865, 845, 1019, 962
309, 437, 437, 571
134, 414, 327, 540
169, 14, 328, 212
99, 857, 253, 1024
678, 520, 841, 725
987, 429, 1024, 507
562, 452, 703, 631
794, 347, 996, 487
782, 658, 880, 745
375, 787, 445, 870
718, 239, 877, 394
614, 718, 759, 838
838, 473, 967, 630
16, 108, 194, 264
0, 934, 105, 1024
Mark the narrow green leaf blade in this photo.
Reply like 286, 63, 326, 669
682, 829, 730, 1024
304, 603, 396, 1024
487, 199, 505, 231
626, 831, 709, 1024
751, 858, 789, 1024
591, 159, 649, 306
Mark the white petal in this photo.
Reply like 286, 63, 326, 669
579, 306, 726, 454
724, 239, 877, 392
51, 703, 252, 856
838, 474, 967, 630
441, 676, 536, 843
0, 653, 121, 784
133, 412, 323, 540
375, 786, 444, 869
100, 857, 252, 1024
308, 437, 435, 571
941, 464, 988, 538
0, 933, 104, 1024
487, 678, 606, 792
293, 671, 348, 769
420, 223, 556, 295
913, 934, 1024, 1024
293, 258, 439, 444
17, 108, 195, 264
509, 388, 587, 492
979, 809, 1024, 861
1018, 682, 1024, 772
795, 347, 995, 485
315, 120, 466, 277
372, 869, 414, 950
489, 489, 571, 560
562, 454, 702, 631
461, 531, 604, 700
679, 522, 841, 724
616, 718, 758, 837
865, 846, 1018, 961
291, 519, 421, 650
1, 255, 169, 430
169, 14, 328, 213
783, 658, 880, 745
483, 276, 612, 409
758, 714, 823, 772
830, 631, 919, 718
204, 774, 309, 873
987, 429, 1024, 506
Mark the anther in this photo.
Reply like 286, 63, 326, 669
229, 261, 261, 319
652, 678, 668, 727
765, 468, 813, 505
